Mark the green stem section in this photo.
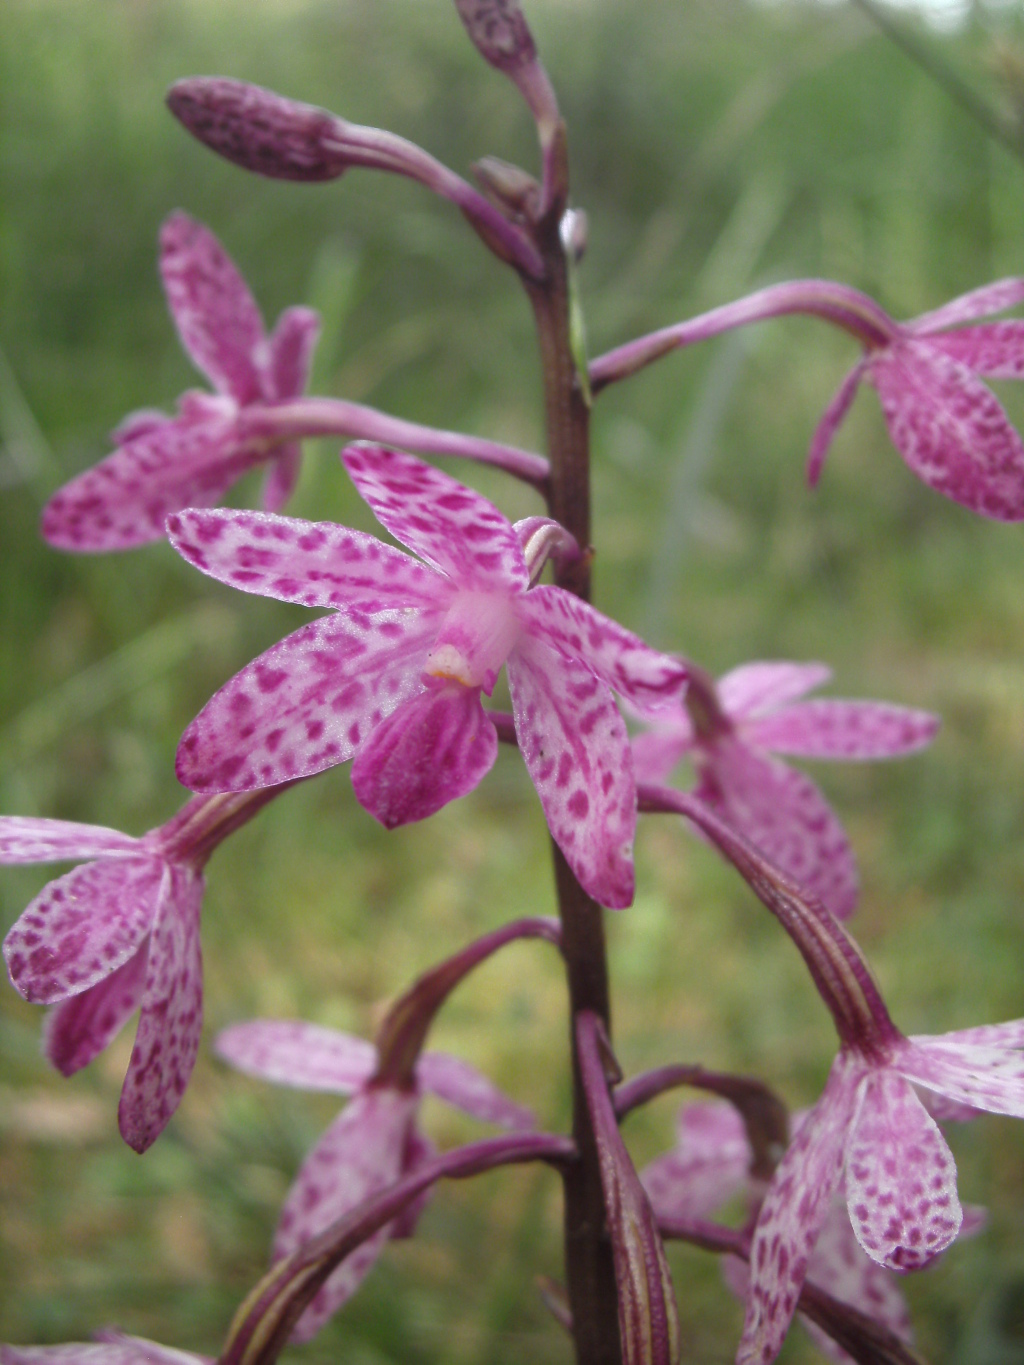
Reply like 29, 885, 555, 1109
525, 208, 623, 1365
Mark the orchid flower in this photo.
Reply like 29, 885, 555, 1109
216, 1018, 535, 1340
1, 1333, 210, 1365
632, 661, 938, 920
168, 444, 687, 907
641, 1100, 919, 1365
738, 1022, 1024, 1365
639, 790, 1024, 1365
0, 790, 280, 1151
42, 213, 320, 551
590, 278, 1024, 519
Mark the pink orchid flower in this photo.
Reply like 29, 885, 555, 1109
642, 1099, 932, 1365
632, 661, 938, 920
590, 277, 1024, 519
738, 1019, 1024, 1365
168, 444, 687, 908
42, 212, 320, 552
2, 1332, 210, 1365
0, 791, 276, 1151
216, 1018, 534, 1340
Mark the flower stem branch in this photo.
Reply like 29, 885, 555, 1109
588, 280, 896, 394
238, 398, 550, 490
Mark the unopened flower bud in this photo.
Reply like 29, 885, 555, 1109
453, 0, 537, 72
167, 78, 349, 182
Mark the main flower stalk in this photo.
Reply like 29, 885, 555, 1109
523, 189, 623, 1365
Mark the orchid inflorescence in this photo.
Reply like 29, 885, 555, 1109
5, 4, 1024, 1365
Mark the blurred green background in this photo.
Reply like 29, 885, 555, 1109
4, 0, 1024, 1361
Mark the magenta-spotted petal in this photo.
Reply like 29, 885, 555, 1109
342, 444, 529, 591
216, 1020, 377, 1093
167, 508, 443, 612
43, 948, 149, 1077
351, 682, 498, 828
744, 701, 939, 761
641, 1102, 750, 1222
844, 1071, 960, 1271
695, 738, 858, 921
868, 341, 1024, 521
267, 306, 320, 400
925, 322, 1024, 380
159, 211, 265, 404
3, 858, 164, 1003
897, 1035, 1024, 1119
0, 817, 140, 864
519, 585, 687, 712
630, 719, 693, 785
416, 1051, 534, 1129
508, 636, 635, 909
41, 408, 248, 552
718, 663, 832, 721
738, 1053, 863, 1365
1, 1338, 210, 1365
275, 1088, 417, 1340
176, 610, 440, 791
806, 364, 865, 487
800, 1200, 913, 1365
909, 278, 1024, 332
118, 865, 204, 1152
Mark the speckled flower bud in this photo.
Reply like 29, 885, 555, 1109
167, 78, 348, 181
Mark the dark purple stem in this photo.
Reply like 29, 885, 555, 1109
373, 916, 562, 1086
508, 130, 621, 1363
614, 1064, 788, 1182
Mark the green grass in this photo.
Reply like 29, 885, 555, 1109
5, 0, 1024, 1361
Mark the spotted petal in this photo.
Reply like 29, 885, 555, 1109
416, 1051, 534, 1129
800, 1201, 913, 1365
216, 1020, 377, 1093
897, 1035, 1024, 1119
343, 445, 529, 591
738, 1053, 862, 1365
0, 817, 140, 864
641, 1101, 750, 1222
168, 508, 443, 612
1, 1338, 210, 1365
868, 341, 1024, 521
160, 211, 265, 404
806, 364, 865, 488
118, 865, 204, 1152
844, 1070, 961, 1272
908, 278, 1024, 332
508, 635, 635, 909
630, 719, 693, 785
42, 407, 248, 552
176, 609, 440, 791
3, 858, 164, 1003
43, 948, 149, 1077
275, 1088, 417, 1340
267, 306, 320, 400
925, 322, 1024, 380
744, 701, 939, 760
351, 681, 498, 828
717, 663, 832, 721
519, 586, 687, 712
695, 737, 858, 921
